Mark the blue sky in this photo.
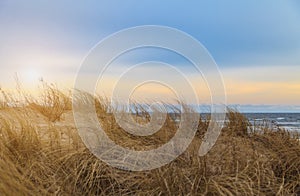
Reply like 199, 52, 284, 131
1, 0, 299, 66
0, 0, 300, 107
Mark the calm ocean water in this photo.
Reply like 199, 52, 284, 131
243, 113, 300, 133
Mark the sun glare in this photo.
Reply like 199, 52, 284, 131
22, 68, 41, 86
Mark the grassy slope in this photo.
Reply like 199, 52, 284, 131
0, 87, 299, 195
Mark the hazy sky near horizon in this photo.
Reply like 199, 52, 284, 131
0, 0, 300, 105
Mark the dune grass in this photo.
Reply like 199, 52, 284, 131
0, 85, 299, 195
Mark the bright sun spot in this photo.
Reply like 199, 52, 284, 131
22, 68, 41, 85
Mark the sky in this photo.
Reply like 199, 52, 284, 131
0, 0, 300, 111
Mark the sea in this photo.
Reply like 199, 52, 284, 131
118, 104, 300, 133
243, 113, 300, 133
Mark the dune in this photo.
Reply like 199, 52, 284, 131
0, 85, 299, 195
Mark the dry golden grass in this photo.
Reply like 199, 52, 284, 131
0, 86, 299, 195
